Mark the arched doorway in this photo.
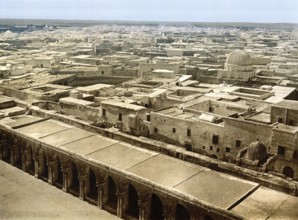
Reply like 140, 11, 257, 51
2, 146, 10, 163
87, 169, 98, 203
40, 154, 48, 181
126, 184, 139, 219
175, 204, 190, 220
2, 144, 10, 163
28, 148, 35, 175
150, 194, 164, 220
69, 162, 80, 196
55, 158, 63, 188
210, 154, 218, 160
15, 144, 22, 169
107, 176, 117, 211
283, 166, 294, 178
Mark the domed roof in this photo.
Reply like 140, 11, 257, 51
245, 141, 267, 162
226, 50, 252, 66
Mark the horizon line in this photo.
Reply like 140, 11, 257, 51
0, 17, 297, 25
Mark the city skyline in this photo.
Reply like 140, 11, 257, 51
0, 0, 298, 23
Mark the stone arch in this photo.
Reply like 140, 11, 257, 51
283, 166, 294, 178
105, 175, 118, 212
175, 203, 190, 220
11, 137, 21, 167
26, 145, 35, 174
210, 154, 218, 160
39, 149, 48, 181
150, 193, 164, 220
125, 183, 139, 219
86, 167, 98, 202
68, 160, 80, 196
52, 154, 63, 188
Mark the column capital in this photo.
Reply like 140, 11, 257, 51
78, 174, 88, 181
96, 181, 107, 188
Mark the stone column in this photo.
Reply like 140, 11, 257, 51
97, 182, 107, 209
116, 188, 129, 219
138, 196, 151, 220
34, 156, 40, 178
63, 172, 68, 192
79, 175, 88, 201
21, 152, 26, 171
48, 161, 55, 185
63, 168, 70, 193
0, 139, 7, 160
163, 203, 176, 220
9, 148, 15, 166
190, 207, 201, 220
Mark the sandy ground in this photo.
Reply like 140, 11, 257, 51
0, 160, 119, 220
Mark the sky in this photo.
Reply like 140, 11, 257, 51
0, 0, 298, 23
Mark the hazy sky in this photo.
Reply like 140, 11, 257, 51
0, 0, 298, 23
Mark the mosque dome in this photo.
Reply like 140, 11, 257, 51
245, 141, 267, 163
226, 50, 252, 66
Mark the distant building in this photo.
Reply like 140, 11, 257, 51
218, 50, 255, 83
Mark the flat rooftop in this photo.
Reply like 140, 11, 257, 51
101, 100, 146, 111
1, 115, 297, 218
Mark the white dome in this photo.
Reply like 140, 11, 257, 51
226, 50, 252, 66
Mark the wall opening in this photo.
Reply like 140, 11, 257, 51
56, 158, 63, 187
15, 144, 22, 168
40, 154, 48, 181
277, 146, 285, 155
187, 129, 191, 137
283, 166, 294, 178
175, 203, 190, 220
69, 162, 80, 196
87, 169, 98, 201
212, 135, 219, 145
150, 193, 163, 220
107, 176, 117, 210
126, 184, 139, 218
210, 154, 218, 159
28, 148, 35, 175
2, 144, 10, 163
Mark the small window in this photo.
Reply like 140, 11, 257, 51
202, 146, 205, 150
217, 148, 220, 153
212, 135, 219, 145
102, 109, 106, 117
293, 150, 298, 159
185, 144, 192, 151
146, 114, 150, 122
278, 117, 283, 123
277, 146, 285, 155
236, 140, 241, 147
172, 128, 176, 133
118, 113, 122, 121
101, 71, 104, 75
154, 127, 158, 133
210, 146, 213, 150
225, 147, 231, 153
187, 129, 191, 137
